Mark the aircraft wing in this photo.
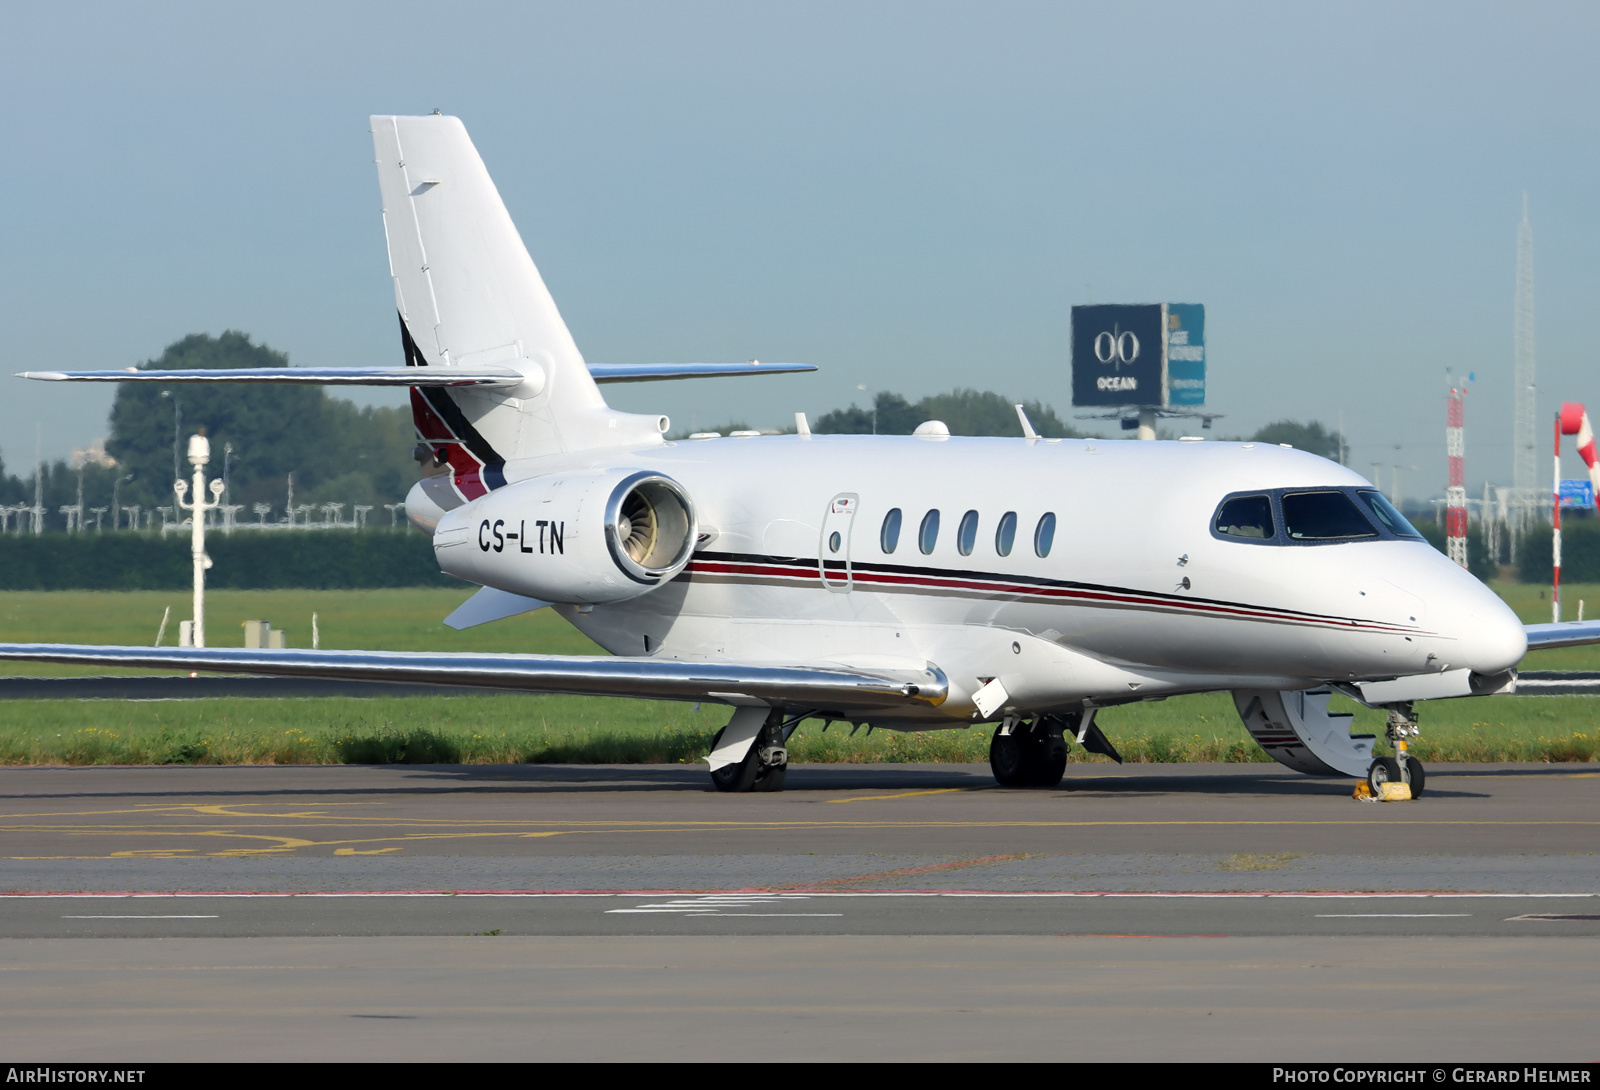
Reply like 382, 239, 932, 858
1524, 621, 1600, 650
0, 644, 946, 713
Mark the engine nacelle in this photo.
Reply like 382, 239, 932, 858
432, 469, 697, 604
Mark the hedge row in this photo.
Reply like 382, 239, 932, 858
1517, 522, 1600, 583
5, 522, 1596, 591
0, 531, 454, 590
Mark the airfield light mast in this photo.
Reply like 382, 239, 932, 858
174, 432, 225, 647
1445, 384, 1467, 568
1513, 195, 1537, 516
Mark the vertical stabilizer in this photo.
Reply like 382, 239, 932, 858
372, 114, 661, 496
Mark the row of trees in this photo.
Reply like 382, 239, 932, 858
699, 386, 1345, 458
0, 333, 419, 529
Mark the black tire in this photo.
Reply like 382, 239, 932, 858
1403, 756, 1425, 798
1033, 735, 1068, 788
754, 763, 788, 792
1367, 756, 1403, 795
710, 747, 759, 792
990, 731, 1029, 787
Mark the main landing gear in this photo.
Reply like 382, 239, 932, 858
988, 711, 1121, 788
708, 710, 799, 793
1366, 703, 1426, 798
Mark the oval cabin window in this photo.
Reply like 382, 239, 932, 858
957, 510, 978, 556
880, 508, 902, 554
1033, 512, 1056, 558
995, 511, 1017, 556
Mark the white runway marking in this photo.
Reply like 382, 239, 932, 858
5, 891, 1596, 900
1315, 913, 1472, 918
607, 893, 843, 917
61, 914, 221, 919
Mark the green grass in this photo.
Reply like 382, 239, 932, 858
0, 586, 1596, 766
0, 588, 600, 676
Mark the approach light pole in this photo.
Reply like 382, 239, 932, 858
174, 432, 224, 648
160, 391, 182, 485
111, 474, 132, 531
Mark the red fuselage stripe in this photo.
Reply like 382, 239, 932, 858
684, 559, 1419, 635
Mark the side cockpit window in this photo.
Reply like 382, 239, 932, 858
1214, 495, 1275, 540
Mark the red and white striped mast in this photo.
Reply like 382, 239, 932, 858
1445, 385, 1467, 568
1553, 412, 1563, 622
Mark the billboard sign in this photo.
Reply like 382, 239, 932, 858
1071, 304, 1164, 408
1165, 303, 1205, 406
1071, 303, 1206, 408
1560, 479, 1594, 509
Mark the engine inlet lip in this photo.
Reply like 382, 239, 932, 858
603, 471, 697, 585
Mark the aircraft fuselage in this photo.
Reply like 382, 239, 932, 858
453, 433, 1525, 725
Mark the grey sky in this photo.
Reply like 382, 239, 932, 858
4, 1, 1597, 497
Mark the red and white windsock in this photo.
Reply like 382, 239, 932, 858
1553, 402, 1598, 623
1560, 402, 1600, 495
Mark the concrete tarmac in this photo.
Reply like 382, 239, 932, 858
3, 761, 1597, 1061
4, 934, 1599, 1062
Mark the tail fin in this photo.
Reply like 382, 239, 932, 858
372, 114, 661, 489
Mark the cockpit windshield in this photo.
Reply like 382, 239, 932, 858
1357, 490, 1424, 539
1281, 491, 1379, 541
1210, 487, 1414, 546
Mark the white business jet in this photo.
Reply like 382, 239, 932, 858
7, 115, 1595, 795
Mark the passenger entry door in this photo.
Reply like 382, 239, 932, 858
819, 493, 858, 592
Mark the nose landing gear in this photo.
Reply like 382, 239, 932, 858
1367, 703, 1426, 798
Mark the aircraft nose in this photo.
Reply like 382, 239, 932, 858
1444, 579, 1527, 675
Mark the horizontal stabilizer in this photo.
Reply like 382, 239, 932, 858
587, 361, 816, 384
0, 643, 948, 713
443, 586, 550, 630
18, 367, 524, 388
19, 361, 815, 387
1525, 620, 1600, 650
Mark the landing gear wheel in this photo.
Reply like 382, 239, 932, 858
1033, 734, 1068, 788
1403, 757, 1425, 798
990, 727, 1067, 788
710, 744, 760, 792
1367, 756, 1402, 796
989, 731, 1028, 787
707, 724, 788, 793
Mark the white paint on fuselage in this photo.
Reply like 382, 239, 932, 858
474, 435, 1524, 724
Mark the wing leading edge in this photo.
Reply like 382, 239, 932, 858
1524, 621, 1600, 650
0, 644, 946, 713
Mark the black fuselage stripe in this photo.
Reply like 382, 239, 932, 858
688, 551, 1419, 634
397, 312, 508, 488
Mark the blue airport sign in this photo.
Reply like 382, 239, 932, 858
1165, 303, 1205, 407
1560, 479, 1594, 509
